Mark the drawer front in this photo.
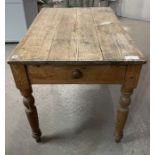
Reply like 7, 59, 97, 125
27, 65, 126, 84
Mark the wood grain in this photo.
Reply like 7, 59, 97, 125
7, 7, 146, 65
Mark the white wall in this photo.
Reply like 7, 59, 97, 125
5, 1, 27, 42
5, 0, 38, 42
117, 0, 150, 21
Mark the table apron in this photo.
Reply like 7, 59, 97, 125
26, 64, 127, 84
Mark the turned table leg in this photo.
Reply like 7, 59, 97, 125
10, 64, 42, 142
115, 64, 142, 142
115, 87, 133, 142
20, 88, 42, 142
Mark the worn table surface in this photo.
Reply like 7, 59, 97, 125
8, 7, 146, 65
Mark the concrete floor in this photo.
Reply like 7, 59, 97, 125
5, 18, 150, 155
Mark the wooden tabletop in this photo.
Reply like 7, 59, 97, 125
8, 7, 146, 65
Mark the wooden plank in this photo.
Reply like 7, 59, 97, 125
47, 8, 77, 61
77, 8, 103, 61
27, 64, 126, 84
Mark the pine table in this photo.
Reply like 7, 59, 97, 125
7, 7, 146, 142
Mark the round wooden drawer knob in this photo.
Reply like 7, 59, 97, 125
72, 69, 82, 79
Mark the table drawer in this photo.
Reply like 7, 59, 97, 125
27, 65, 126, 84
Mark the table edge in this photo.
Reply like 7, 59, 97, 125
7, 60, 147, 65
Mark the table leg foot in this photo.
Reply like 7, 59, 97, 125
115, 133, 123, 143
32, 130, 42, 142
33, 134, 42, 143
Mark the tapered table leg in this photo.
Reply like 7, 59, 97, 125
20, 88, 42, 142
115, 87, 133, 142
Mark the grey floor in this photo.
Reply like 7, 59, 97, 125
6, 18, 150, 155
